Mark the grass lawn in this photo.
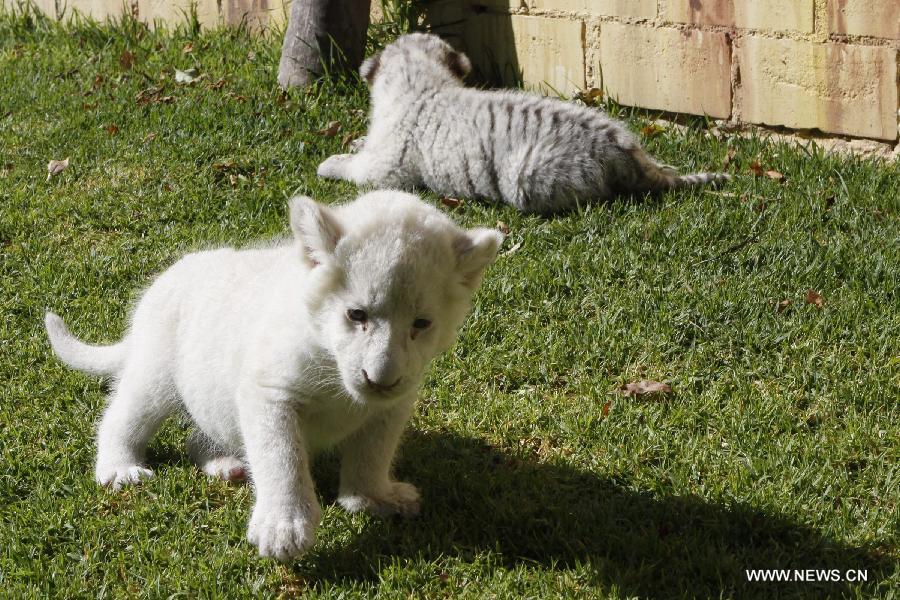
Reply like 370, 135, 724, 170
1, 8, 898, 599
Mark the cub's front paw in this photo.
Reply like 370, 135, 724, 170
339, 481, 421, 517
247, 504, 319, 562
95, 464, 154, 490
316, 154, 353, 180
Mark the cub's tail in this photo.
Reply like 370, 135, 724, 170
44, 312, 125, 377
631, 147, 730, 191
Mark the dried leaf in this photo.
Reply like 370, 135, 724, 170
143, 132, 156, 143
247, 51, 256, 62
805, 289, 825, 308
765, 169, 785, 182
748, 160, 764, 177
209, 77, 226, 90
620, 380, 673, 397
440, 197, 463, 208
316, 121, 341, 137
182, 41, 193, 54
212, 159, 237, 171
496, 220, 510, 235
502, 241, 522, 255
641, 123, 664, 138
340, 132, 357, 149
601, 400, 611, 417
46, 157, 70, 181
225, 92, 245, 102
105, 124, 119, 136
776, 299, 792, 314
119, 50, 135, 70
175, 68, 199, 84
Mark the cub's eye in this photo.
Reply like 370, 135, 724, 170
347, 309, 368, 322
412, 318, 432, 330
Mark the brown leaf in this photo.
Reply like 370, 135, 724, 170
340, 132, 357, 149
496, 220, 510, 235
143, 132, 156, 143
212, 159, 237, 171
601, 400, 611, 417
119, 50, 135, 70
776, 299, 792, 314
765, 170, 785, 182
316, 121, 341, 137
748, 160, 764, 177
182, 41, 193, 54
209, 77, 226, 90
620, 380, 673, 397
441, 197, 463, 208
225, 92, 245, 102
105, 124, 119, 136
46, 157, 70, 181
641, 123, 664, 138
805, 289, 825, 308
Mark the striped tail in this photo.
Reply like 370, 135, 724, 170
44, 312, 125, 377
631, 147, 730, 191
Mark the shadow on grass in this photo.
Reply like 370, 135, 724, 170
303, 430, 890, 599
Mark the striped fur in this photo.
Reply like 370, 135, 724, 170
318, 33, 729, 214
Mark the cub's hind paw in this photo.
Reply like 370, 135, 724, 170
316, 154, 353, 180
95, 465, 154, 490
201, 456, 247, 482
339, 481, 420, 517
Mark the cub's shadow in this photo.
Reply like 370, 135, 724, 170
305, 430, 889, 599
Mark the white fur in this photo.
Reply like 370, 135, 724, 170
318, 33, 729, 214
45, 190, 502, 561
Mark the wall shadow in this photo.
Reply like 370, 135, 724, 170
305, 429, 891, 599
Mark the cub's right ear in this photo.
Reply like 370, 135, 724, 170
360, 51, 382, 84
289, 196, 343, 267
453, 227, 504, 290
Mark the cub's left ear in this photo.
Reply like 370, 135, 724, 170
453, 228, 504, 289
289, 195, 343, 267
445, 50, 472, 79
360, 51, 382, 84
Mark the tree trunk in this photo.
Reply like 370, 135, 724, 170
278, 0, 372, 89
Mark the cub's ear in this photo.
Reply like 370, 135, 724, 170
446, 50, 472, 79
453, 227, 504, 290
360, 51, 382, 84
289, 196, 342, 267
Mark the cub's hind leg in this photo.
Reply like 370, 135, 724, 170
94, 363, 177, 489
186, 429, 247, 482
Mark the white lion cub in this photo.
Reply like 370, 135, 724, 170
45, 190, 502, 561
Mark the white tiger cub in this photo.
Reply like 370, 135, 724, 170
318, 33, 729, 214
44, 190, 502, 561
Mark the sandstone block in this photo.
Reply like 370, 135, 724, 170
595, 24, 731, 118
529, 0, 656, 19
664, 0, 814, 33
137, 0, 220, 29
737, 37, 898, 140
827, 0, 900, 40
465, 14, 586, 93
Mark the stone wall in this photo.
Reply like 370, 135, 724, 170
424, 0, 899, 143
8, 0, 898, 144
12, 0, 290, 32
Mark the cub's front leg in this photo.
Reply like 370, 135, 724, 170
338, 397, 420, 517
317, 152, 370, 184
239, 386, 322, 561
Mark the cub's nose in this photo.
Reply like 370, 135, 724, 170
362, 369, 401, 392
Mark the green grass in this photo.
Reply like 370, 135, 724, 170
1, 7, 898, 599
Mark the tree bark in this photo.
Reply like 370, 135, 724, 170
278, 0, 372, 89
